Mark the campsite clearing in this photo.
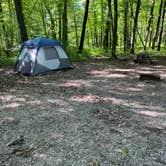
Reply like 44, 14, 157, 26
0, 58, 166, 165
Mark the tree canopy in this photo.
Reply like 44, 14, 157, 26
0, 0, 165, 58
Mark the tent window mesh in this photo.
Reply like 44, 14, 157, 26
43, 47, 58, 60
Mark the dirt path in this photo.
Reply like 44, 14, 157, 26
0, 59, 166, 166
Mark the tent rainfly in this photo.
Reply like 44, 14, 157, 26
14, 37, 73, 76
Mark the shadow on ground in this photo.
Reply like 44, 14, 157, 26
0, 58, 166, 165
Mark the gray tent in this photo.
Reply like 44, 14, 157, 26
14, 37, 73, 76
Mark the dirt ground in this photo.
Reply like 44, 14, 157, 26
0, 57, 166, 166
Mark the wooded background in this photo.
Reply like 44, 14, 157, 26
0, 0, 165, 58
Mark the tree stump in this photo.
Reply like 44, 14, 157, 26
139, 73, 161, 81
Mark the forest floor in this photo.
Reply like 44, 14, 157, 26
0, 56, 166, 166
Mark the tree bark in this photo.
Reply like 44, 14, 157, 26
103, 0, 112, 49
157, 1, 166, 51
78, 0, 90, 53
58, 1, 62, 41
40, 6, 48, 37
73, 3, 79, 48
130, 0, 141, 54
123, 0, 129, 53
152, 0, 163, 49
93, 7, 98, 47
0, 0, 7, 49
100, 0, 104, 48
111, 0, 118, 58
144, 0, 155, 50
44, 2, 56, 39
13, 0, 28, 42
62, 0, 68, 47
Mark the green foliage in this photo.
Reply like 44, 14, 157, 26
0, 56, 16, 67
0, 0, 165, 65
66, 46, 107, 61
136, 48, 166, 56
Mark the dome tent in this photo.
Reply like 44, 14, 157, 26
14, 37, 73, 76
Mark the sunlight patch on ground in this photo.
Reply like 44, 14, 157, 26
111, 68, 136, 72
131, 103, 164, 111
0, 95, 14, 102
126, 87, 143, 92
57, 108, 74, 114
14, 97, 26, 102
70, 93, 165, 112
146, 121, 166, 132
89, 70, 127, 78
138, 71, 154, 74
103, 97, 128, 105
135, 110, 166, 117
136, 83, 146, 88
33, 153, 47, 159
42, 82, 56, 86
160, 73, 166, 79
60, 79, 92, 87
0, 102, 22, 110
71, 94, 100, 103
48, 99, 68, 106
70, 95, 129, 105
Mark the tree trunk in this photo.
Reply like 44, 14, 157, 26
100, 0, 104, 48
103, 0, 112, 49
157, 1, 166, 51
58, 2, 62, 41
130, 0, 141, 54
93, 8, 98, 47
0, 0, 7, 50
44, 2, 56, 39
73, 4, 79, 48
144, 0, 155, 50
111, 0, 118, 58
78, 0, 90, 53
13, 0, 28, 42
40, 7, 48, 37
123, 0, 129, 53
152, 0, 163, 50
62, 0, 68, 47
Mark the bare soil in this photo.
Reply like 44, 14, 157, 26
0, 57, 166, 166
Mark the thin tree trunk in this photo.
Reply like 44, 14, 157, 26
111, 0, 118, 58
92, 0, 98, 47
158, 1, 166, 51
152, 0, 163, 49
40, 7, 48, 37
73, 4, 79, 48
144, 0, 155, 50
78, 0, 90, 53
58, 2, 62, 41
128, 0, 134, 50
0, 0, 7, 50
62, 0, 68, 47
7, 0, 14, 54
100, 0, 104, 48
137, 29, 145, 48
44, 3, 56, 39
123, 0, 129, 53
93, 9, 98, 47
130, 0, 141, 54
103, 0, 112, 49
13, 0, 28, 42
